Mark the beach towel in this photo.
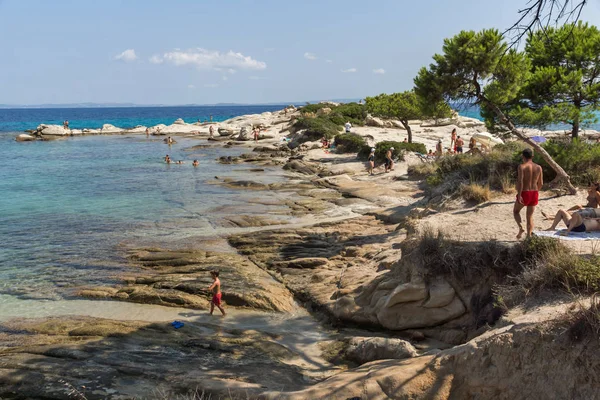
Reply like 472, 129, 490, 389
534, 230, 600, 241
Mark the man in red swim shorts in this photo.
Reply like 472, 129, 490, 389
514, 148, 543, 239
208, 270, 226, 316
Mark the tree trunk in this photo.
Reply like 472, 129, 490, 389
484, 99, 577, 195
401, 120, 412, 143
572, 111, 580, 139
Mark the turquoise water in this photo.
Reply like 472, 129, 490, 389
0, 105, 288, 132
0, 132, 288, 302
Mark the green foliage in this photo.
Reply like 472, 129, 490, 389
334, 133, 367, 153
299, 103, 330, 114
295, 103, 366, 138
366, 91, 423, 122
533, 139, 600, 185
521, 22, 600, 137
330, 103, 367, 126
293, 117, 341, 140
357, 140, 427, 162
482, 23, 600, 137
414, 29, 529, 120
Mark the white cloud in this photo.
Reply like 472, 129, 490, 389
188, 84, 195, 89
149, 48, 266, 71
326, 59, 333, 63
304, 52, 317, 60
373, 68, 386, 74
204, 83, 219, 88
341, 68, 357, 73
114, 49, 138, 62
149, 55, 163, 64
222, 76, 228, 81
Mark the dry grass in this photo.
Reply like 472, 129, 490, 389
408, 162, 437, 178
460, 183, 491, 204
561, 294, 600, 342
498, 236, 600, 305
496, 170, 516, 194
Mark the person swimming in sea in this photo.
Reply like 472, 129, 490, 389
192, 160, 199, 167
164, 155, 171, 164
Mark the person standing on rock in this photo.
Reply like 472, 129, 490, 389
145, 128, 149, 137
450, 128, 457, 150
368, 148, 376, 175
385, 147, 394, 173
514, 148, 543, 239
456, 136, 464, 154
253, 127, 259, 142
345, 121, 352, 133
208, 270, 226, 316
436, 139, 443, 158
209, 125, 215, 138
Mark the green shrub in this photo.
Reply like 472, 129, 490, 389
534, 139, 600, 186
334, 133, 367, 153
329, 103, 367, 126
358, 141, 427, 162
300, 103, 330, 114
418, 147, 519, 190
293, 117, 342, 140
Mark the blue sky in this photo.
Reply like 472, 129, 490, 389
1, 0, 600, 105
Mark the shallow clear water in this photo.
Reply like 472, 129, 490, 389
0, 131, 289, 304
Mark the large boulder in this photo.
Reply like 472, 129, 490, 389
173, 118, 185, 125
365, 114, 385, 127
15, 134, 35, 142
456, 116, 485, 128
101, 124, 123, 133
237, 127, 250, 141
345, 337, 418, 364
40, 125, 69, 136
218, 126, 236, 137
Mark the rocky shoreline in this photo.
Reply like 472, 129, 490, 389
4, 105, 600, 399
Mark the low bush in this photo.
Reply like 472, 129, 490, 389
408, 162, 437, 178
358, 141, 427, 162
534, 139, 600, 186
328, 103, 367, 126
293, 117, 342, 140
299, 103, 330, 114
460, 183, 491, 204
334, 133, 368, 153
498, 236, 600, 305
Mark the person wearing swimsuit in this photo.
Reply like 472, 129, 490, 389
368, 148, 375, 175
514, 148, 543, 239
208, 270, 226, 316
545, 208, 600, 235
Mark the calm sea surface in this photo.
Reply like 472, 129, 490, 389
0, 105, 290, 310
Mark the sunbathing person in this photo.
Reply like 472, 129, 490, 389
542, 183, 600, 220
545, 208, 600, 234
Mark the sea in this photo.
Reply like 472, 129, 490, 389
0, 105, 295, 318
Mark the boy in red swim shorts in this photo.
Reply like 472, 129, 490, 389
514, 148, 543, 239
208, 270, 226, 316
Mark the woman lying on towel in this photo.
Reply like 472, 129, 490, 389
545, 208, 600, 235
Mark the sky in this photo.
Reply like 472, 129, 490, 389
1, 0, 600, 105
